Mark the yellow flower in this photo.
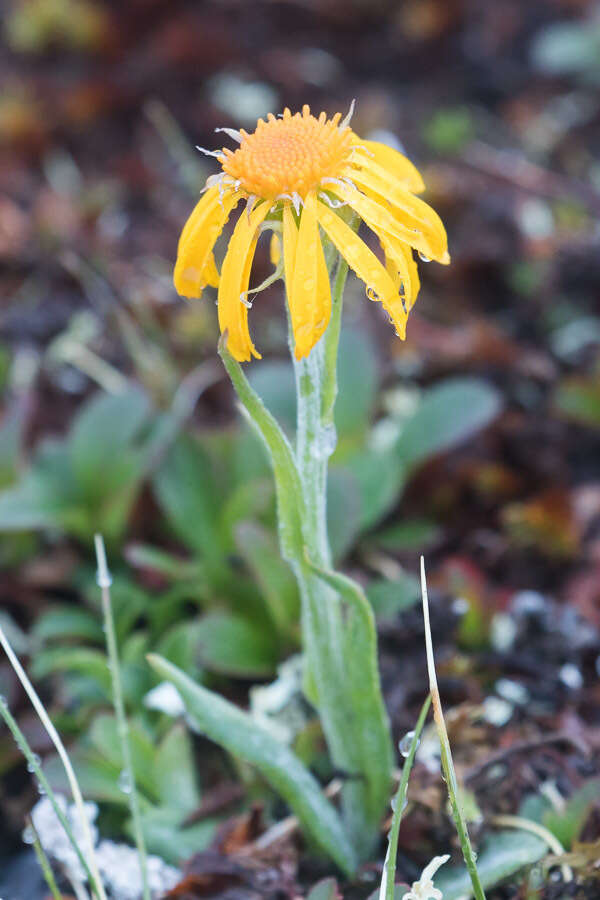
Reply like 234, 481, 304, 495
174, 104, 449, 362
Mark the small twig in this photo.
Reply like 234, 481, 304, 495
95, 535, 150, 900
490, 814, 572, 883
421, 556, 486, 900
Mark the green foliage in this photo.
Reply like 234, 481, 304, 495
304, 561, 393, 843
366, 574, 421, 618
424, 107, 475, 154
43, 714, 216, 865
435, 831, 547, 899
543, 779, 600, 849
0, 387, 152, 544
250, 333, 500, 564
147, 653, 357, 875
328, 374, 501, 561
553, 375, 600, 427
194, 612, 279, 678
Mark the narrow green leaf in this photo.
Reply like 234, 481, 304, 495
219, 337, 305, 562
155, 723, 201, 815
435, 831, 547, 899
382, 696, 432, 900
146, 653, 357, 875
304, 560, 393, 842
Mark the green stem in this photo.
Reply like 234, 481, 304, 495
95, 536, 150, 900
382, 695, 431, 900
0, 626, 106, 900
289, 252, 391, 857
0, 696, 95, 893
220, 235, 392, 864
421, 557, 486, 900
321, 255, 349, 426
30, 818, 65, 900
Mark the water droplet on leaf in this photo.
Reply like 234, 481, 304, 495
399, 731, 416, 757
118, 770, 132, 794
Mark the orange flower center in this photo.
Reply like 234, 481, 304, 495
221, 105, 354, 201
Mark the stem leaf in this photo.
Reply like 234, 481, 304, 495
219, 337, 305, 561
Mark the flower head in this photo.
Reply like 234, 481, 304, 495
174, 104, 449, 362
402, 854, 450, 900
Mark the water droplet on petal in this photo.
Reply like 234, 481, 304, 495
366, 286, 380, 301
240, 291, 253, 309
418, 251, 432, 263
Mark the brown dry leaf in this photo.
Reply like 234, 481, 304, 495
166, 852, 247, 899
217, 805, 265, 856
547, 839, 600, 876
502, 488, 581, 558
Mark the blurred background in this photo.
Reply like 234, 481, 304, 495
1, 0, 600, 895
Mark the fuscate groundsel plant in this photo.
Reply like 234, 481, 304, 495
156, 102, 462, 878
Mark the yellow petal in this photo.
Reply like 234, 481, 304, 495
269, 232, 281, 267
381, 235, 420, 313
174, 187, 239, 298
282, 204, 298, 292
331, 182, 448, 264
316, 200, 408, 338
346, 166, 448, 260
203, 251, 220, 288
351, 138, 425, 193
218, 202, 269, 362
289, 191, 331, 360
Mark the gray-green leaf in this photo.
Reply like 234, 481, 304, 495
147, 653, 356, 875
